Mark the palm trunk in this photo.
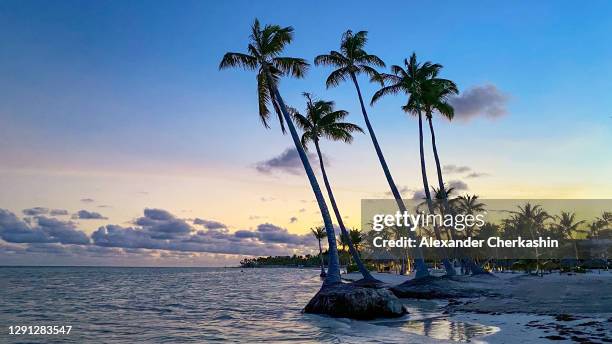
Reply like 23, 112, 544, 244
350, 72, 429, 278
266, 70, 341, 286
313, 140, 378, 282
427, 116, 481, 275
318, 239, 326, 277
418, 112, 455, 276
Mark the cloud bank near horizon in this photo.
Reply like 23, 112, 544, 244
0, 208, 317, 264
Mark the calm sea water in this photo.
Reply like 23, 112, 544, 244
0, 267, 496, 343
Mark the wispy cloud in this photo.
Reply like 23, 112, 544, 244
443, 164, 471, 174
72, 210, 108, 220
193, 218, 227, 230
254, 148, 318, 175
465, 172, 490, 179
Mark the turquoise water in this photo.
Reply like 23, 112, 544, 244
0, 267, 496, 343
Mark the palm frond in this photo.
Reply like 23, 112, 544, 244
356, 54, 385, 68
325, 67, 350, 88
370, 84, 403, 105
219, 52, 258, 70
314, 52, 347, 67
273, 57, 309, 78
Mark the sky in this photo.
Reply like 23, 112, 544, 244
1, 0, 611, 266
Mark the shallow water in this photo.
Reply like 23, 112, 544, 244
0, 267, 497, 343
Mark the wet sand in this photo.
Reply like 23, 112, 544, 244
344, 270, 612, 343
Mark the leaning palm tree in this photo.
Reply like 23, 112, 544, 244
220, 19, 342, 286
293, 93, 378, 282
310, 227, 327, 277
371, 53, 454, 276
315, 31, 429, 277
554, 211, 585, 260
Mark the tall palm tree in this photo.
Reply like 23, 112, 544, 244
554, 211, 585, 260
310, 227, 327, 277
293, 93, 378, 282
220, 19, 342, 286
421, 76, 459, 209
371, 53, 454, 276
315, 31, 429, 277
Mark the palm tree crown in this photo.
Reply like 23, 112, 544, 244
421, 78, 458, 120
219, 19, 309, 132
456, 195, 485, 215
554, 211, 585, 239
311, 226, 327, 240
371, 52, 446, 112
314, 30, 385, 88
293, 93, 363, 148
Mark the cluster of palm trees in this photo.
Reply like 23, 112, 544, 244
220, 19, 483, 286
362, 195, 611, 273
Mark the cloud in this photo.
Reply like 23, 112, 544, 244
448, 180, 469, 191
80, 198, 95, 203
465, 172, 490, 179
289, 217, 298, 223
449, 84, 509, 122
235, 223, 312, 246
133, 208, 191, 239
93, 221, 314, 256
411, 190, 426, 200
385, 185, 412, 197
22, 207, 49, 216
260, 197, 275, 202
72, 210, 108, 220
0, 210, 90, 245
443, 164, 471, 174
1, 208, 318, 260
193, 218, 227, 230
50, 209, 69, 216
255, 148, 318, 175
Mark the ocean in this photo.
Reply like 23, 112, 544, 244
0, 267, 496, 343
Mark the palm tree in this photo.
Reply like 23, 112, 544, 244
456, 194, 485, 237
311, 227, 327, 277
293, 93, 378, 282
554, 211, 585, 260
371, 53, 454, 276
510, 203, 550, 273
220, 19, 342, 286
420, 77, 459, 214
349, 228, 364, 253
315, 31, 429, 277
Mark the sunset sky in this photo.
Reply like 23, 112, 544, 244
1, 0, 611, 266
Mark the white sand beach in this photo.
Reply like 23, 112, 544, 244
343, 270, 612, 343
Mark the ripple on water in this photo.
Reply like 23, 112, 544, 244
0, 267, 497, 343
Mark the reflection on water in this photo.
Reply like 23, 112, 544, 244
0, 267, 499, 343
380, 317, 499, 342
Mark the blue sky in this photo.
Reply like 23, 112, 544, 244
0, 1, 611, 265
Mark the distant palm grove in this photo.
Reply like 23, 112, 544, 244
221, 19, 612, 291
